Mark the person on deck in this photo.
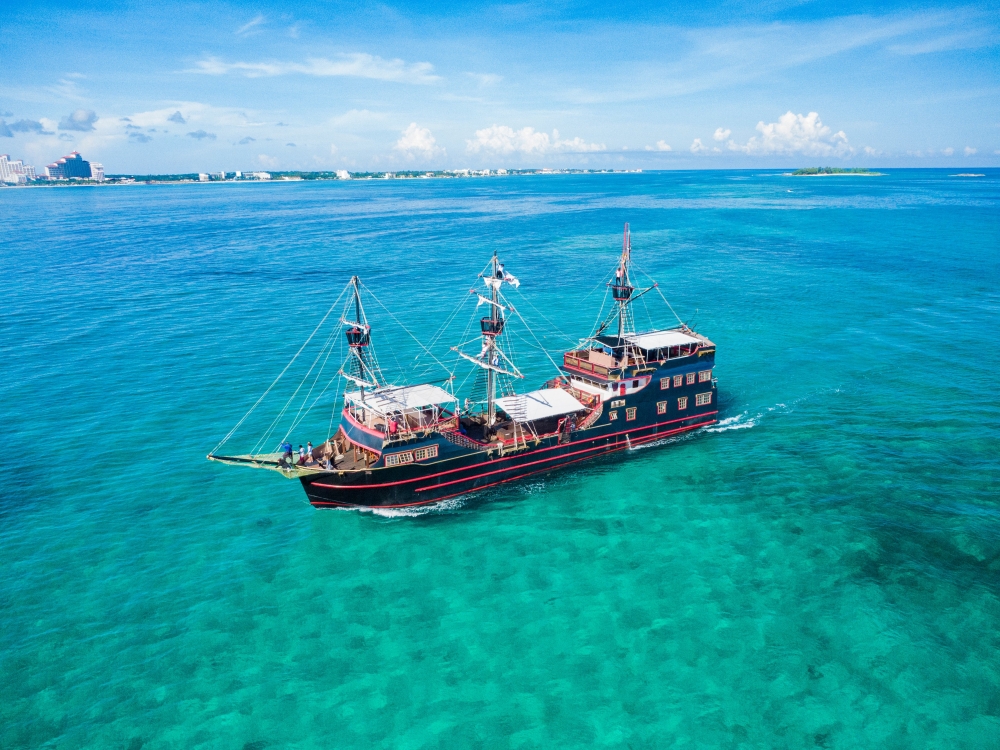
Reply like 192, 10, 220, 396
281, 441, 293, 461
298, 445, 306, 465
388, 416, 399, 437
306, 441, 313, 458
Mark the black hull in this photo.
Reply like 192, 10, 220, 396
301, 411, 717, 508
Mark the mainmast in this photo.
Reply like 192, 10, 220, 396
486, 251, 501, 429
451, 251, 521, 437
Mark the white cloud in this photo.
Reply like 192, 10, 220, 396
330, 109, 386, 129
713, 127, 731, 141
236, 15, 266, 36
728, 111, 851, 156
190, 54, 440, 84
258, 154, 278, 167
466, 125, 605, 154
690, 138, 708, 153
942, 147, 954, 156
395, 123, 445, 158
649, 140, 672, 151
863, 146, 879, 156
467, 72, 502, 86
964, 146, 977, 156
59, 109, 98, 131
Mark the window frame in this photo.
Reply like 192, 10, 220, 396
413, 444, 439, 461
626, 407, 637, 421
384, 450, 414, 466
686, 372, 696, 385
657, 401, 667, 415
698, 369, 712, 383
695, 392, 712, 406
608, 410, 618, 421
673, 374, 683, 387
660, 377, 670, 390
677, 397, 688, 410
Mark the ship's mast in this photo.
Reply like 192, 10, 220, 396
612, 223, 635, 340
486, 250, 499, 429
346, 275, 376, 403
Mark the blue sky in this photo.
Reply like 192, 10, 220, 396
1, 0, 998, 173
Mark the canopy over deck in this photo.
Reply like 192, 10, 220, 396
496, 388, 586, 423
623, 329, 700, 351
346, 383, 457, 416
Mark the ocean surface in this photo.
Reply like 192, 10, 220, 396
2, 170, 999, 749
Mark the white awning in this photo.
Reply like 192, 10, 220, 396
624, 329, 700, 351
346, 383, 457, 415
495, 388, 586, 422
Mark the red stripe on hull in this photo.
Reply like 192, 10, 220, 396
310, 410, 718, 491
307, 418, 715, 509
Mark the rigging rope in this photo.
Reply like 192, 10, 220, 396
211, 284, 348, 455
253, 319, 341, 455
359, 280, 454, 379
633, 262, 685, 327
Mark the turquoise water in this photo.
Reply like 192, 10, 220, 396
2, 171, 999, 748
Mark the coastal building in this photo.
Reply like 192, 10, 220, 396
198, 173, 209, 181
1, 155, 37, 184
336, 170, 350, 179
45, 151, 94, 180
90, 163, 104, 182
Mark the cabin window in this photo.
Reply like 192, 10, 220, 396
696, 392, 712, 406
609, 410, 618, 421
686, 372, 696, 385
657, 401, 667, 415
632, 380, 639, 389
626, 407, 637, 421
673, 374, 683, 387
413, 444, 439, 461
699, 369, 712, 383
660, 377, 670, 390
384, 451, 414, 467
611, 399, 625, 408
677, 397, 688, 410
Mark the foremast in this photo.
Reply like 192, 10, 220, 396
613, 223, 636, 339
341, 275, 381, 402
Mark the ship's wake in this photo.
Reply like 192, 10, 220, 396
343, 496, 469, 518
705, 402, 791, 433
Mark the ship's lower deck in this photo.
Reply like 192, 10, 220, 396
301, 410, 718, 508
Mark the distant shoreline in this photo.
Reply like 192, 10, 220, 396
1, 168, 643, 188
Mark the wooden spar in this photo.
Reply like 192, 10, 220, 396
452, 348, 523, 378
337, 369, 380, 389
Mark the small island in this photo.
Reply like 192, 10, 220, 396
790, 167, 883, 176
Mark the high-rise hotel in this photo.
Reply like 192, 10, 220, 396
0, 154, 37, 184
45, 151, 103, 181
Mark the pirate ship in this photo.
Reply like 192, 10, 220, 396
208, 225, 718, 508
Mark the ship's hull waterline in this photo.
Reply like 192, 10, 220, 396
302, 412, 718, 508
